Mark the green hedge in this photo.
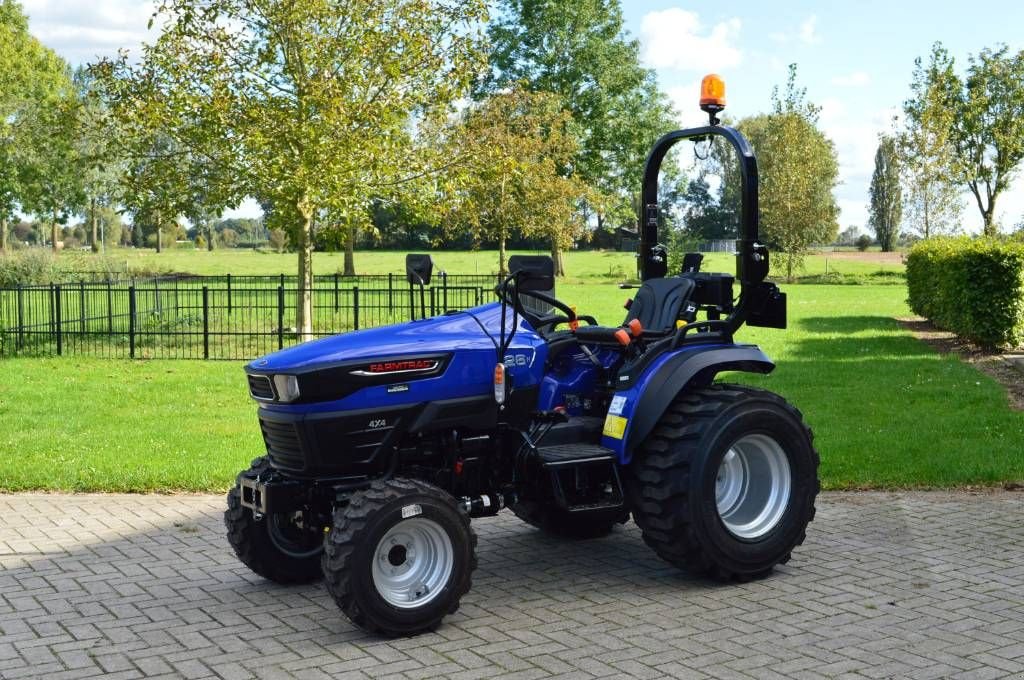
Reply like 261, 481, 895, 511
906, 237, 1024, 348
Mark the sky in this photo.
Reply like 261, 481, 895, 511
20, 0, 1024, 232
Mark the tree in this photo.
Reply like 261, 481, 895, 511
268, 228, 287, 253
97, 0, 486, 340
899, 48, 963, 238
0, 0, 73, 251
837, 225, 861, 247
721, 66, 839, 281
68, 68, 125, 254
681, 176, 732, 242
19, 91, 85, 251
434, 87, 592, 275
483, 0, 678, 274
869, 135, 902, 251
907, 43, 1024, 235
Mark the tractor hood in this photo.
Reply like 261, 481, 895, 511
248, 303, 542, 372
245, 303, 548, 411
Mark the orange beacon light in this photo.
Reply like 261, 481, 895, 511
700, 73, 726, 110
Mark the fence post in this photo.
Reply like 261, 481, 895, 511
48, 283, 55, 336
353, 286, 359, 330
129, 285, 136, 358
16, 285, 24, 350
277, 285, 284, 350
79, 281, 86, 334
202, 286, 210, 359
442, 271, 448, 311
388, 272, 393, 310
55, 284, 62, 356
430, 286, 436, 317
227, 273, 232, 315
280, 272, 285, 289
334, 272, 339, 312
106, 280, 113, 334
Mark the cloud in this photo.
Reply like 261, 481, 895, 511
799, 15, 821, 45
831, 71, 871, 87
666, 81, 713, 126
21, 0, 156, 65
639, 9, 742, 72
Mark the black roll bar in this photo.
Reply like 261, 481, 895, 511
638, 124, 770, 335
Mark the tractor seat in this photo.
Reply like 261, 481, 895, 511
562, 277, 695, 350
624, 276, 695, 333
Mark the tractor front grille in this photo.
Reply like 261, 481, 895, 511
259, 418, 305, 470
248, 375, 275, 401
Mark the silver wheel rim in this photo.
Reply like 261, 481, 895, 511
371, 517, 454, 609
267, 512, 323, 559
715, 434, 792, 540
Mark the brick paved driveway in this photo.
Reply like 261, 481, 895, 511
1, 491, 1023, 680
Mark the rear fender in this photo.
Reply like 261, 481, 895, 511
601, 345, 774, 464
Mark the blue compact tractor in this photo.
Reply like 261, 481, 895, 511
226, 77, 819, 636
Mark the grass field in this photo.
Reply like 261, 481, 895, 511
2, 283, 1021, 492
110, 247, 905, 284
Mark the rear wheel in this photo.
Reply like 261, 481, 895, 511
626, 384, 819, 579
224, 457, 324, 584
322, 478, 476, 636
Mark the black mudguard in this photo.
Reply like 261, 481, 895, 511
621, 345, 774, 458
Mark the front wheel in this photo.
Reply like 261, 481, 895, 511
322, 478, 476, 636
626, 384, 819, 580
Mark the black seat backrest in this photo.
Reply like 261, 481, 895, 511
624, 277, 695, 332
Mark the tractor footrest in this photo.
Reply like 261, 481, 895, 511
537, 443, 616, 467
536, 444, 624, 513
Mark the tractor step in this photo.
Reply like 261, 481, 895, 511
537, 443, 616, 467
536, 444, 624, 512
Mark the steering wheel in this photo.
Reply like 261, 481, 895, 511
515, 289, 597, 332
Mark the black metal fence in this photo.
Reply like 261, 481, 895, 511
0, 273, 500, 360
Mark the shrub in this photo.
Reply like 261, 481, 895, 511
906, 237, 1024, 348
855, 235, 873, 251
0, 249, 63, 286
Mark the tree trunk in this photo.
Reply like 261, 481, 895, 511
983, 210, 996, 237
295, 196, 315, 342
51, 220, 58, 252
207, 221, 215, 251
90, 197, 99, 253
343, 222, 356, 276
550, 243, 565, 277
498, 234, 507, 276
156, 226, 163, 253
0, 217, 7, 251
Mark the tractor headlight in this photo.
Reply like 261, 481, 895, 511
273, 374, 301, 402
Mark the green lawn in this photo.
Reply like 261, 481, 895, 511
109, 247, 904, 284
2, 284, 1021, 492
